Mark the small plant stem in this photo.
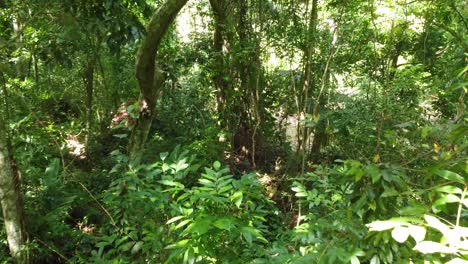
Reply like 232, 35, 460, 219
456, 187, 467, 227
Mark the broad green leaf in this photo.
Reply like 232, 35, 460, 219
183, 247, 195, 264
167, 216, 185, 224
435, 170, 465, 184
381, 188, 399, 197
408, 225, 426, 243
175, 219, 192, 230
350, 255, 360, 264
398, 204, 428, 216
435, 185, 463, 194
367, 220, 406, 231
120, 241, 135, 252
446, 258, 468, 264
184, 217, 213, 235
159, 180, 184, 188
174, 159, 189, 173
368, 165, 381, 183
433, 194, 460, 207
291, 186, 305, 193
392, 226, 409, 243
231, 191, 243, 208
213, 217, 236, 231
162, 163, 171, 172
294, 192, 308, 197
198, 178, 214, 186
160, 152, 169, 161
424, 215, 449, 234
213, 161, 221, 170
242, 229, 253, 245
413, 241, 457, 254
45, 158, 60, 179
370, 255, 380, 264
354, 250, 365, 257
131, 241, 143, 254
165, 239, 190, 249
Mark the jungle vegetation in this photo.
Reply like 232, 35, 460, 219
0, 0, 466, 263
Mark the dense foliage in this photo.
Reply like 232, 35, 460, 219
0, 0, 466, 263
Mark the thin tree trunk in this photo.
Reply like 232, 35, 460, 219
84, 56, 96, 157
32, 50, 38, 82
0, 74, 27, 263
311, 23, 340, 157
296, 0, 318, 172
12, 13, 25, 80
209, 0, 228, 124
128, 0, 189, 163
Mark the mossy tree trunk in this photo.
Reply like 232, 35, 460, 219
128, 0, 189, 163
0, 85, 27, 263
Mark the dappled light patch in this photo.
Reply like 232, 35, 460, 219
64, 135, 86, 159
110, 101, 136, 128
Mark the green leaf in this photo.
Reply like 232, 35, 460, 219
183, 247, 195, 264
175, 219, 192, 230
292, 184, 308, 197
131, 241, 143, 254
368, 165, 381, 183
350, 255, 360, 264
198, 178, 214, 186
167, 216, 185, 224
391, 226, 409, 243
413, 241, 457, 254
174, 159, 189, 173
433, 194, 460, 207
165, 239, 190, 249
162, 163, 171, 172
159, 180, 184, 189
408, 225, 426, 243
435, 170, 465, 184
367, 219, 406, 232
160, 152, 169, 161
435, 185, 463, 194
446, 258, 468, 264
45, 158, 60, 178
184, 217, 213, 235
381, 188, 399, 197
241, 227, 254, 245
424, 215, 449, 234
213, 217, 236, 231
354, 250, 365, 257
398, 204, 428, 216
213, 161, 221, 170
370, 255, 380, 264
113, 134, 128, 139
231, 191, 243, 208
120, 241, 135, 252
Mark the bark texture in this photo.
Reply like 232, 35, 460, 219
0, 109, 27, 263
128, 0, 189, 163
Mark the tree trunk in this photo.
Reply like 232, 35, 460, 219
84, 56, 96, 157
296, 0, 318, 172
128, 0, 189, 164
311, 22, 340, 159
209, 0, 228, 123
0, 83, 27, 263
12, 13, 25, 80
